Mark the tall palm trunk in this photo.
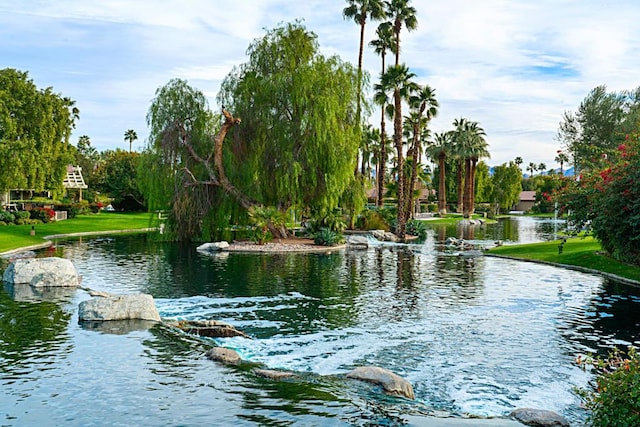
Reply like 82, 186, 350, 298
463, 157, 472, 218
456, 159, 464, 213
438, 153, 447, 215
377, 115, 387, 207
469, 158, 478, 215
394, 88, 406, 239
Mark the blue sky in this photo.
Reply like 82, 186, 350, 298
2, 0, 639, 167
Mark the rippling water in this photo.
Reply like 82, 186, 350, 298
2, 217, 640, 426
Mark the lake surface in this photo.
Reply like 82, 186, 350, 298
2, 217, 640, 426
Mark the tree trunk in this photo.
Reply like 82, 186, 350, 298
211, 110, 288, 239
394, 88, 405, 239
463, 158, 472, 218
456, 160, 464, 214
469, 158, 478, 215
438, 154, 447, 216
377, 116, 387, 207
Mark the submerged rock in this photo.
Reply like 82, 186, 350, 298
78, 293, 161, 322
3, 257, 80, 287
253, 369, 296, 380
346, 366, 414, 400
167, 319, 250, 339
509, 408, 569, 426
206, 347, 242, 365
370, 230, 400, 243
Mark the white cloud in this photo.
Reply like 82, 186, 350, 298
1, 0, 640, 166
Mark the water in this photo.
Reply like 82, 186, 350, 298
2, 217, 640, 426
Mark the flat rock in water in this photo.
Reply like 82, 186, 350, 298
509, 408, 569, 426
196, 241, 229, 253
346, 366, 414, 400
78, 293, 161, 322
169, 319, 250, 339
3, 257, 80, 287
253, 369, 296, 380
206, 347, 242, 365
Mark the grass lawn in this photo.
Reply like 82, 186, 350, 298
0, 211, 157, 253
488, 236, 640, 283
421, 214, 497, 225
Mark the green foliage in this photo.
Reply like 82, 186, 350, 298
576, 347, 640, 427
248, 205, 286, 245
405, 219, 427, 239
340, 176, 367, 229
356, 208, 390, 231
218, 22, 361, 215
557, 136, 640, 264
313, 228, 345, 246
94, 150, 145, 211
30, 207, 54, 223
0, 211, 15, 223
307, 211, 347, 235
0, 68, 76, 193
490, 161, 523, 213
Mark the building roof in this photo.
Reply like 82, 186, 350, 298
63, 165, 88, 189
519, 190, 536, 201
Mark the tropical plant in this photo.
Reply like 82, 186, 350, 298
342, 0, 386, 128
404, 84, 438, 220
375, 63, 417, 238
248, 205, 286, 245
370, 21, 396, 207
405, 219, 427, 239
555, 151, 569, 175
124, 129, 138, 153
426, 131, 452, 216
576, 346, 640, 427
313, 228, 345, 246
385, 0, 418, 66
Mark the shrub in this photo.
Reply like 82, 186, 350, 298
0, 211, 15, 223
356, 209, 390, 231
306, 211, 346, 235
248, 205, 286, 245
576, 346, 640, 426
313, 228, 344, 246
30, 207, 55, 223
14, 211, 30, 222
55, 204, 81, 219
405, 220, 427, 239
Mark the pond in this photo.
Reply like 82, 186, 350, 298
2, 217, 640, 426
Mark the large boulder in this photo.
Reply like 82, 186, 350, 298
509, 408, 570, 426
370, 230, 400, 243
346, 366, 414, 400
196, 241, 229, 253
78, 293, 161, 322
167, 319, 250, 339
206, 347, 242, 365
3, 257, 80, 287
346, 235, 369, 249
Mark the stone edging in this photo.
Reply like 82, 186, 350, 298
484, 253, 640, 288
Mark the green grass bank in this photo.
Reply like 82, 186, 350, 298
487, 236, 640, 285
0, 211, 156, 254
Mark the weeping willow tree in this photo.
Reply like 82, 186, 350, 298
217, 22, 362, 217
139, 22, 362, 241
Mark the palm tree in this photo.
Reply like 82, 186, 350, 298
463, 122, 489, 217
405, 84, 438, 220
537, 162, 546, 175
527, 162, 537, 177
124, 129, 138, 153
385, 0, 418, 66
376, 63, 416, 238
452, 117, 470, 213
555, 151, 569, 176
370, 22, 396, 206
343, 0, 386, 163
426, 132, 452, 216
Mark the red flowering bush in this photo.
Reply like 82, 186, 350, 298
557, 135, 640, 264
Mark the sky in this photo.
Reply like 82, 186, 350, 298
2, 0, 639, 168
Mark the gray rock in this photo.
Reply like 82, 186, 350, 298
509, 408, 569, 427
78, 293, 161, 322
253, 369, 296, 380
168, 319, 250, 339
370, 230, 400, 243
3, 257, 80, 287
346, 366, 414, 400
346, 235, 369, 248
196, 241, 229, 253
206, 347, 242, 365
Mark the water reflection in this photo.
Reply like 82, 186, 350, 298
1, 218, 639, 426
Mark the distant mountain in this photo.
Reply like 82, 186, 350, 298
488, 166, 575, 177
